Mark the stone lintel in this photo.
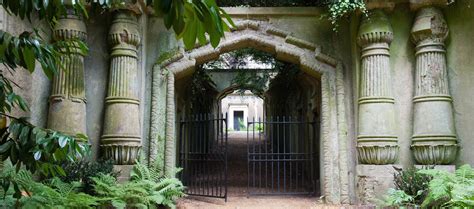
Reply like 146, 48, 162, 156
409, 0, 454, 10
414, 164, 456, 172
356, 165, 400, 205
113, 165, 134, 183
222, 7, 323, 17
365, 0, 396, 11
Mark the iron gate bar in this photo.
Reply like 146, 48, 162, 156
179, 114, 228, 201
247, 116, 317, 196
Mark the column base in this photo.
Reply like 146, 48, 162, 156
101, 145, 141, 165
411, 144, 458, 165
356, 164, 400, 205
113, 165, 134, 183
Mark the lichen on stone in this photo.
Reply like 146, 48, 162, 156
156, 47, 181, 65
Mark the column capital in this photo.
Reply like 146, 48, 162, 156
357, 9, 393, 47
108, 11, 141, 47
53, 12, 87, 42
411, 7, 448, 45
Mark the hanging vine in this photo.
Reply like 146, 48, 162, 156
328, 0, 367, 30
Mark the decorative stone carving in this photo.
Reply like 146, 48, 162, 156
411, 7, 458, 165
101, 11, 141, 165
47, 11, 87, 137
357, 10, 399, 164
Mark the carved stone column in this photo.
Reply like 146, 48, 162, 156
47, 11, 87, 137
101, 11, 141, 165
411, 7, 458, 165
357, 10, 399, 164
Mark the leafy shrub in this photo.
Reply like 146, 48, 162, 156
384, 167, 432, 207
418, 164, 474, 208
60, 158, 117, 195
238, 118, 247, 131
0, 162, 99, 209
393, 167, 432, 205
0, 118, 90, 177
92, 161, 185, 209
385, 188, 415, 207
254, 123, 264, 132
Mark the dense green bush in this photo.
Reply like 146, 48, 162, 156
92, 161, 185, 209
0, 162, 99, 208
393, 167, 432, 205
1, 161, 186, 209
60, 158, 117, 195
385, 167, 431, 207
385, 165, 474, 208
419, 165, 474, 208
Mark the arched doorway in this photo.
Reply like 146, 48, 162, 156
149, 20, 351, 204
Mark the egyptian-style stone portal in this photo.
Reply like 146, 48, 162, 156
356, 10, 399, 164
7, 2, 474, 206
411, 7, 458, 165
47, 11, 87, 137
101, 11, 142, 165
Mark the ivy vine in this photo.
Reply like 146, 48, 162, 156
328, 0, 367, 30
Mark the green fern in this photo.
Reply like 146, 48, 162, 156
1, 163, 99, 209
418, 164, 474, 208
93, 161, 185, 209
385, 188, 414, 206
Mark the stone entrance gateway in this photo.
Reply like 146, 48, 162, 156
150, 20, 351, 204
8, 1, 474, 206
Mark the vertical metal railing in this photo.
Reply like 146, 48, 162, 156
179, 114, 228, 200
247, 116, 316, 196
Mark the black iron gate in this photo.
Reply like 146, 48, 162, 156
178, 114, 228, 201
247, 117, 317, 196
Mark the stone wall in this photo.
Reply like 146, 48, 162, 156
444, 0, 474, 166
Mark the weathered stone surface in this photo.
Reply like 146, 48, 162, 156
365, 0, 396, 10
357, 10, 399, 164
113, 165, 134, 183
101, 11, 142, 165
47, 11, 88, 137
415, 164, 455, 172
356, 165, 399, 205
411, 7, 458, 165
409, 0, 453, 10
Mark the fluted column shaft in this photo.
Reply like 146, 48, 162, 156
47, 12, 87, 136
357, 10, 399, 164
411, 7, 458, 165
101, 11, 141, 165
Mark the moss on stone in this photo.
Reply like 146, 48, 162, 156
156, 48, 181, 65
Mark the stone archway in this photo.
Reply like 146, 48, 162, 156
149, 20, 351, 204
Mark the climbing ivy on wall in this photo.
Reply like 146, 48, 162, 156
217, 0, 329, 7
187, 68, 217, 114
328, 0, 366, 30
217, 0, 367, 30
200, 48, 301, 97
